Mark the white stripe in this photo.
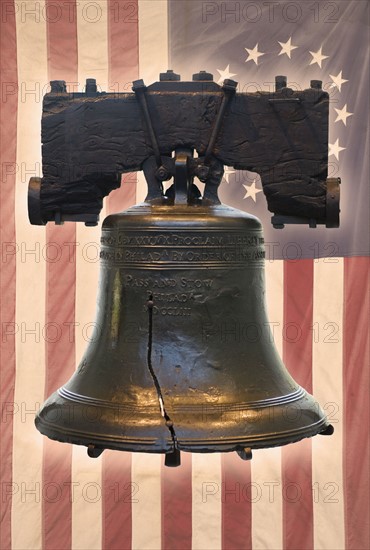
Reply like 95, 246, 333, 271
312, 258, 345, 549
265, 259, 284, 357
138, 0, 169, 84
192, 453, 222, 550
71, 446, 103, 550
74, 224, 102, 375
76, 0, 109, 93
251, 260, 284, 550
131, 453, 162, 549
72, 225, 102, 549
12, 2, 48, 548
136, 0, 169, 203
252, 447, 283, 550
70, 5, 109, 547
71, 224, 102, 550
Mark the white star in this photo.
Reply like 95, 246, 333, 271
216, 64, 237, 84
245, 44, 265, 65
309, 46, 329, 68
334, 104, 353, 126
329, 70, 348, 92
278, 37, 298, 59
329, 138, 345, 160
223, 166, 236, 184
242, 179, 262, 202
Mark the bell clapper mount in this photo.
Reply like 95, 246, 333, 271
87, 444, 104, 459
320, 424, 335, 436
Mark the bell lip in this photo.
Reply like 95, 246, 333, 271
35, 411, 329, 454
35, 381, 330, 454
35, 413, 174, 453
175, 417, 329, 451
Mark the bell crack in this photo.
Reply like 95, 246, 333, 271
146, 295, 178, 451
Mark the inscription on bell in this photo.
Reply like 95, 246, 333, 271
124, 275, 214, 289
100, 230, 265, 268
106, 233, 263, 247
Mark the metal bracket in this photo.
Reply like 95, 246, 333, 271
272, 177, 340, 229
326, 177, 341, 228
87, 444, 104, 458
174, 149, 192, 204
136, 78, 235, 206
237, 447, 253, 461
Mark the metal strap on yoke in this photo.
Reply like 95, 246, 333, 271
133, 79, 161, 167
204, 79, 237, 164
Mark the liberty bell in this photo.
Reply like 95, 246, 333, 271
29, 71, 339, 466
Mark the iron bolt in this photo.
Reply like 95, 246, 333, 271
160, 70, 181, 82
196, 165, 210, 180
192, 70, 213, 81
50, 80, 67, 93
86, 78, 97, 94
275, 75, 287, 91
156, 165, 169, 181
223, 79, 238, 92
311, 80, 322, 90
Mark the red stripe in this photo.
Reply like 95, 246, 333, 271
282, 260, 314, 550
43, 2, 78, 548
102, 3, 139, 547
283, 260, 313, 393
343, 257, 370, 550
102, 453, 132, 550
222, 453, 252, 550
161, 452, 192, 549
0, 2, 18, 549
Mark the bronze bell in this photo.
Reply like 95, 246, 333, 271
35, 148, 333, 466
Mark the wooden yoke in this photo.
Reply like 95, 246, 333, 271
28, 70, 340, 228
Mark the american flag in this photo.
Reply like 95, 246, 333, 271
0, 1, 369, 549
